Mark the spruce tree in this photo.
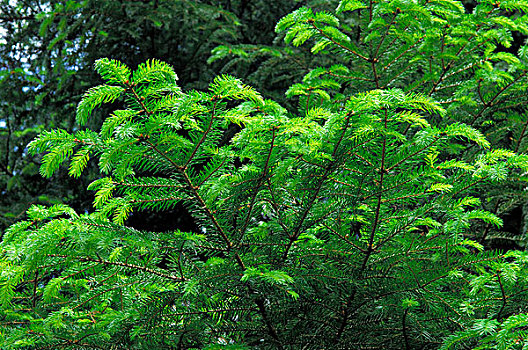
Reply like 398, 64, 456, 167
3, 1, 528, 349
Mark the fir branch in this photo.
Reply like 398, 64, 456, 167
320, 222, 367, 253
382, 35, 425, 71
471, 71, 528, 125
309, 21, 369, 61
126, 81, 151, 117
372, 59, 380, 88
131, 196, 184, 204
442, 59, 487, 80
60, 264, 98, 282
496, 272, 507, 321
35, 335, 105, 350
179, 168, 245, 268
428, 37, 478, 96
239, 127, 277, 239
255, 298, 285, 350
171, 307, 256, 317
422, 286, 463, 317
71, 281, 141, 311
381, 61, 415, 89
477, 79, 486, 106
402, 308, 410, 350
184, 100, 218, 169
334, 288, 358, 345
143, 139, 183, 171
326, 71, 373, 82
362, 110, 389, 269
282, 113, 352, 262
299, 155, 326, 169
385, 137, 441, 172
46, 254, 185, 282
115, 181, 186, 189
451, 175, 490, 197
515, 119, 528, 153
197, 156, 227, 187
263, 180, 294, 236
351, 151, 374, 167
361, 177, 416, 201
374, 11, 399, 59
381, 192, 424, 203
7, 10, 528, 344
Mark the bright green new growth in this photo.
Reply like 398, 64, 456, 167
4, 1, 528, 349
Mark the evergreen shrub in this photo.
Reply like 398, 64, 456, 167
4, 1, 528, 349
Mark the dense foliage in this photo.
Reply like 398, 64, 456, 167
4, 0, 528, 349
0, 0, 305, 234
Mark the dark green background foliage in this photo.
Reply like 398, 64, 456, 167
4, 0, 528, 349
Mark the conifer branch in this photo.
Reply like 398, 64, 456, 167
442, 59, 486, 80
385, 137, 440, 172
184, 100, 218, 169
371, 59, 380, 88
375, 208, 436, 252
72, 281, 141, 311
239, 127, 277, 238
351, 151, 374, 167
381, 62, 414, 89
329, 178, 353, 187
179, 168, 245, 269
477, 79, 486, 105
374, 11, 399, 59
471, 71, 528, 125
47, 254, 185, 282
382, 193, 424, 203
299, 155, 326, 169
320, 222, 367, 252
440, 31, 446, 71
131, 196, 184, 204
423, 286, 462, 317
402, 308, 410, 350
309, 22, 369, 61
281, 114, 352, 262
362, 110, 388, 269
144, 137, 184, 171
60, 264, 98, 282
428, 35, 479, 96
177, 242, 186, 281
263, 180, 293, 236
382, 35, 425, 71
255, 298, 285, 350
479, 200, 501, 243
515, 120, 528, 153
327, 72, 372, 82
126, 82, 151, 116
115, 181, 186, 189
361, 177, 416, 201
496, 272, 507, 320
494, 96, 528, 112
171, 307, 256, 317
334, 288, 357, 345
36, 335, 105, 350
451, 176, 490, 197
6, 6, 528, 344
197, 156, 227, 187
